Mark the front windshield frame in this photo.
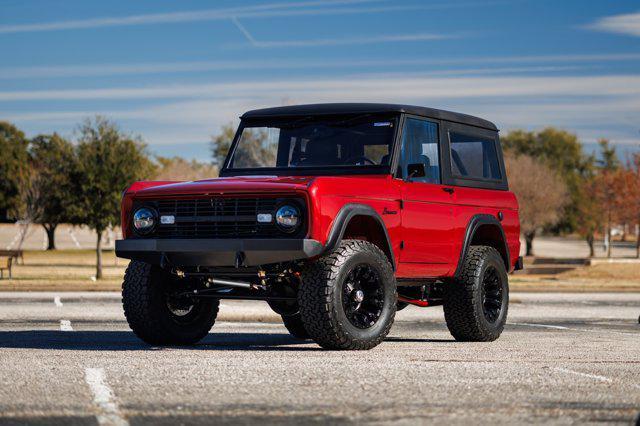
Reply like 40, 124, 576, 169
220, 113, 401, 177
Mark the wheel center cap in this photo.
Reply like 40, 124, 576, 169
353, 290, 365, 303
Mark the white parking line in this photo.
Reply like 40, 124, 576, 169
510, 322, 637, 336
59, 319, 73, 331
54, 296, 63, 307
510, 322, 569, 330
84, 368, 129, 426
554, 367, 613, 383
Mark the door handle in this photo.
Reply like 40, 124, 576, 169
442, 187, 455, 194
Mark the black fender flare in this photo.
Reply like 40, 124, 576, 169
323, 203, 396, 269
454, 214, 510, 277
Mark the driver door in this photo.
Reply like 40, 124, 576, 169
398, 116, 456, 277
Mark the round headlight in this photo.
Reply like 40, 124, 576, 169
275, 205, 300, 232
133, 207, 156, 234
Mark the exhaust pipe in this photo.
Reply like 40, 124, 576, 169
207, 277, 265, 290
208, 278, 252, 288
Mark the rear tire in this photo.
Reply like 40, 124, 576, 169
281, 313, 310, 339
444, 246, 509, 342
122, 261, 219, 345
298, 240, 396, 350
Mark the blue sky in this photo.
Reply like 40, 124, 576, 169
1, 0, 639, 161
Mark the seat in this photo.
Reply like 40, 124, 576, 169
294, 142, 337, 166
417, 155, 439, 183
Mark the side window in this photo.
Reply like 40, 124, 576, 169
449, 132, 502, 180
401, 118, 440, 184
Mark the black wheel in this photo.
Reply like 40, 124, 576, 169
443, 246, 509, 342
298, 240, 396, 350
122, 261, 219, 345
281, 313, 310, 339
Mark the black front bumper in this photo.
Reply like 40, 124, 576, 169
115, 238, 324, 267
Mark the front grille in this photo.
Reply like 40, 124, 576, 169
144, 197, 301, 239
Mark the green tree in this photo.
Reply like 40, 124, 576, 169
29, 134, 77, 249
72, 117, 155, 279
210, 122, 236, 166
0, 122, 29, 220
501, 127, 592, 238
597, 139, 619, 171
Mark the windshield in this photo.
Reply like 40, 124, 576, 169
226, 114, 397, 171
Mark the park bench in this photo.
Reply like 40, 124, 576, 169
0, 249, 24, 265
0, 256, 12, 279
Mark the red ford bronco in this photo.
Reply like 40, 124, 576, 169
116, 103, 522, 350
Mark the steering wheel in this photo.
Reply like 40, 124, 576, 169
343, 155, 376, 166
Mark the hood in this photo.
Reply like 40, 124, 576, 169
130, 176, 315, 197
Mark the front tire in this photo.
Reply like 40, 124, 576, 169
298, 240, 396, 350
444, 246, 509, 342
122, 261, 219, 345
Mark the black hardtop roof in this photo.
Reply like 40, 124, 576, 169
241, 103, 498, 131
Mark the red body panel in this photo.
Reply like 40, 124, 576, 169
121, 174, 520, 279
397, 181, 456, 276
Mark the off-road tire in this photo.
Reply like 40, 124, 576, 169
122, 261, 219, 345
444, 246, 509, 342
281, 313, 310, 339
298, 239, 397, 350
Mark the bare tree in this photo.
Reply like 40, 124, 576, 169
504, 153, 569, 256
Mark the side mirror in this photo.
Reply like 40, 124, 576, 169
407, 163, 426, 179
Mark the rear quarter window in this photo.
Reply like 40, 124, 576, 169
449, 132, 502, 180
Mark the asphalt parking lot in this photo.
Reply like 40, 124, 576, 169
0, 292, 638, 425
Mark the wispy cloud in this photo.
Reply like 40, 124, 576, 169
0, 0, 509, 35
5, 84, 639, 148
2, 74, 640, 102
0, 0, 383, 34
4, 74, 639, 153
586, 11, 640, 37
228, 7, 454, 48
229, 17, 452, 49
0, 0, 470, 35
241, 33, 453, 48
3, 53, 637, 80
